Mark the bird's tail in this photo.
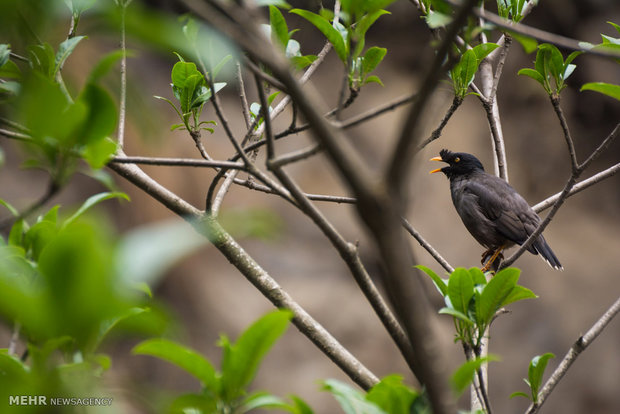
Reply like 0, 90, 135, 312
532, 235, 563, 270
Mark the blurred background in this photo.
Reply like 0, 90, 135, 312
1, 0, 619, 413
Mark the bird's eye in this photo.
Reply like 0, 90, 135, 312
454, 157, 460, 163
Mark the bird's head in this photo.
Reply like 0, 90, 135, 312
429, 149, 485, 179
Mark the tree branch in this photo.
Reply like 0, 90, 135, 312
526, 295, 620, 414
107, 153, 380, 389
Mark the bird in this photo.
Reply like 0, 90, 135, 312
430, 149, 562, 271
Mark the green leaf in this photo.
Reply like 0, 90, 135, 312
352, 9, 390, 58
509, 391, 531, 400
169, 393, 217, 414
88, 50, 126, 83
518, 68, 545, 87
355, 10, 390, 40
191, 82, 226, 110
28, 43, 56, 78
362, 47, 387, 76
452, 355, 499, 394
425, 10, 452, 28
290, 9, 348, 62
366, 375, 417, 414
363, 75, 384, 86
0, 59, 21, 79
448, 268, 474, 314
154, 95, 183, 120
181, 16, 199, 44
581, 82, 620, 101
478, 267, 520, 326
458, 49, 478, 89
270, 5, 290, 49
511, 32, 538, 54
96, 307, 148, 348
564, 51, 582, 70
213, 55, 233, 78
291, 55, 318, 69
179, 73, 204, 113
221, 309, 293, 401
468, 267, 487, 286
0, 44, 10, 67
0, 199, 19, 217
171, 60, 202, 89
501, 284, 537, 307
115, 218, 208, 287
8, 219, 25, 247
256, 0, 291, 8
545, 44, 565, 82
63, 192, 129, 229
82, 136, 118, 169
133, 338, 219, 392
65, 0, 97, 14
42, 205, 60, 225
471, 43, 499, 63
24, 219, 57, 260
415, 265, 447, 296
243, 392, 289, 412
438, 307, 474, 324
55, 36, 86, 75
76, 83, 118, 146
321, 379, 387, 414
289, 395, 314, 414
528, 352, 555, 401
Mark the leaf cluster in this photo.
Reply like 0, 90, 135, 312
496, 0, 531, 23
132, 310, 308, 414
0, 193, 167, 406
417, 266, 536, 352
155, 54, 226, 134
1, 38, 120, 184
518, 43, 580, 96
290, 1, 392, 89
450, 43, 499, 98
267, 6, 318, 70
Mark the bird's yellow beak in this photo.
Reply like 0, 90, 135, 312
429, 156, 443, 174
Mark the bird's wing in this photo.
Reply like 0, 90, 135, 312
463, 175, 539, 247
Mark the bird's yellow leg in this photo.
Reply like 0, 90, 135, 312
481, 245, 505, 273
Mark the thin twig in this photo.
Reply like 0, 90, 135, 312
0, 128, 31, 141
416, 96, 463, 152
117, 3, 128, 149
236, 61, 252, 129
401, 217, 454, 273
533, 162, 620, 212
110, 156, 245, 169
526, 296, 620, 414
8, 322, 21, 356
501, 117, 619, 269
269, 143, 322, 168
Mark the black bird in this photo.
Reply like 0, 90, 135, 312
430, 149, 562, 271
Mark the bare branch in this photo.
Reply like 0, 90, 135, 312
416, 96, 463, 152
116, 3, 128, 149
533, 161, 620, 213
110, 155, 245, 169
401, 218, 454, 273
